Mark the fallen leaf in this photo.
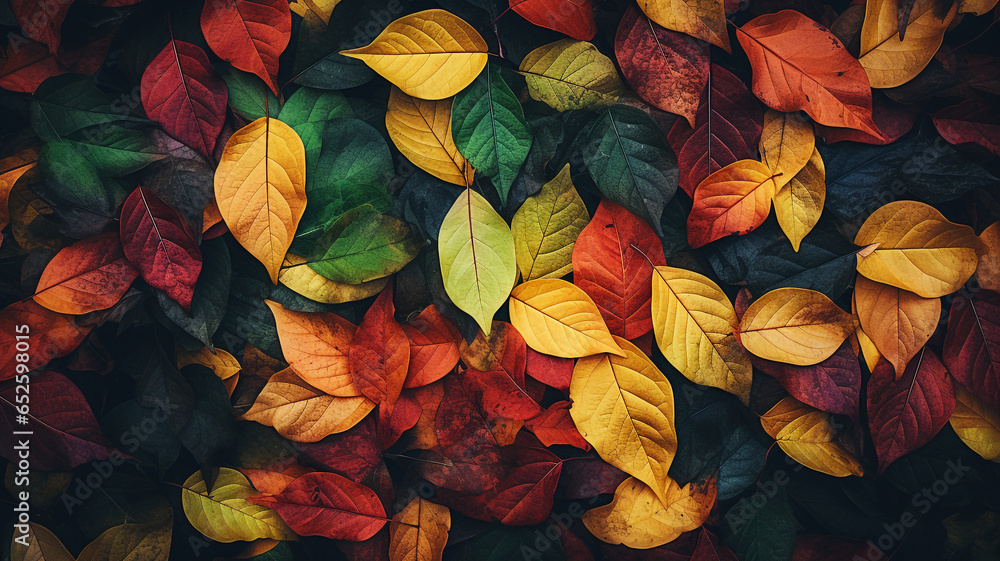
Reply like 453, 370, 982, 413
201, 0, 291, 94
772, 147, 825, 251
511, 164, 589, 281
349, 285, 409, 407
950, 384, 1000, 461
279, 254, 389, 304
943, 289, 1000, 411
977, 222, 1000, 291
389, 497, 451, 561
739, 287, 857, 365
181, 467, 295, 542
853, 274, 940, 378
0, 301, 90, 380
509, 278, 624, 358
687, 159, 777, 248
33, 232, 139, 315
759, 110, 815, 191
510, 0, 598, 40
859, 0, 957, 88
265, 300, 359, 396
386, 87, 474, 186
636, 0, 731, 50
402, 305, 462, 389
761, 396, 864, 477
518, 39, 624, 112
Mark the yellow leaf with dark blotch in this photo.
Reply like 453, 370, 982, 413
583, 476, 716, 549
215, 117, 307, 284
761, 396, 864, 477
859, 0, 957, 88
438, 189, 517, 336
76, 520, 172, 561
773, 147, 825, 252
177, 346, 241, 380
958, 0, 999, 14
386, 88, 474, 186
519, 39, 624, 112
651, 265, 752, 404
759, 110, 815, 191
340, 9, 487, 100
289, 0, 340, 24
11, 524, 73, 561
280, 254, 389, 304
854, 275, 940, 379
636, 0, 730, 51
570, 336, 677, 504
388, 497, 451, 561
511, 164, 589, 281
854, 201, 986, 298
977, 222, 1000, 292
509, 278, 624, 358
739, 287, 857, 366
265, 300, 360, 396
242, 368, 374, 442
950, 385, 1000, 461
182, 468, 295, 542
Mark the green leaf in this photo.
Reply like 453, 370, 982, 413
30, 75, 144, 142
67, 128, 166, 177
282, 88, 354, 159
438, 188, 517, 336
582, 105, 679, 236
725, 489, 796, 561
452, 64, 532, 204
37, 141, 125, 232
306, 207, 423, 284
219, 65, 280, 121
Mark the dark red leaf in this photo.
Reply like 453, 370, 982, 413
753, 342, 861, 422
402, 304, 461, 389
349, 285, 409, 407
559, 455, 628, 499
10, 0, 73, 54
200, 0, 291, 95
814, 94, 916, 145
297, 416, 383, 483
120, 185, 202, 312
692, 528, 738, 561
486, 443, 563, 525
0, 300, 91, 380
0, 36, 109, 94
525, 348, 573, 393
943, 289, 1000, 411
377, 390, 420, 449
509, 0, 597, 40
932, 99, 1000, 156
525, 401, 589, 450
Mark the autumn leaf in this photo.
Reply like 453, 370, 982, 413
518, 39, 624, 112
976, 222, 1000, 292
279, 254, 389, 304
33, 232, 139, 315
509, 278, 624, 358
510, 0, 598, 40
511, 164, 589, 281
636, 0, 730, 51
759, 110, 815, 191
182, 467, 296, 542
76, 519, 173, 561
0, 148, 36, 245
760, 396, 864, 477
525, 401, 590, 450
859, 0, 957, 88
389, 498, 451, 561
10, 524, 74, 561
943, 289, 1000, 411
739, 287, 857, 365
402, 305, 462, 389
773, 147, 825, 251
0, 301, 90, 379
10, 0, 72, 55
753, 342, 862, 421
349, 285, 409, 407
305, 208, 422, 284
201, 0, 291, 95
265, 300, 359, 396
950, 385, 1000, 461
853, 274, 940, 378
386, 87, 475, 186
686, 159, 777, 248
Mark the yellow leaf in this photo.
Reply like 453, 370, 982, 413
773, 147, 825, 252
438, 188, 517, 336
651, 265, 752, 404
386, 88, 474, 186
509, 278, 623, 358
636, 0, 730, 51
76, 520, 172, 561
958, 0, 999, 14
0, 148, 37, 246
182, 468, 295, 542
265, 300, 360, 396
511, 164, 589, 281
570, 336, 677, 504
177, 346, 241, 379
759, 110, 815, 191
854, 201, 986, 298
761, 397, 864, 477
242, 368, 374, 442
340, 9, 487, 100
977, 222, 1000, 292
518, 39, 624, 112
289, 0, 340, 24
583, 476, 716, 549
388, 497, 451, 561
951, 385, 1000, 461
859, 0, 958, 88
280, 254, 389, 304
11, 524, 74, 561
215, 117, 307, 284
739, 287, 856, 366
853, 275, 940, 379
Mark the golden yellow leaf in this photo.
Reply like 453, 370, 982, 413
759, 110, 815, 191
177, 346, 241, 379
859, 0, 958, 88
850, 294, 883, 372
439, 188, 517, 336
76, 520, 172, 561
388, 497, 451, 561
289, 0, 340, 24
636, 0, 730, 51
182, 468, 295, 542
265, 300, 360, 396
583, 476, 716, 549
386, 87, 474, 186
651, 265, 752, 404
570, 336, 677, 504
519, 39, 625, 112
340, 9, 487, 100
242, 368, 374, 442
853, 275, 940, 379
511, 164, 589, 281
11, 524, 74, 561
773, 147, 825, 252
761, 397, 864, 477
739, 287, 856, 366
215, 117, 307, 284
509, 278, 624, 358
280, 254, 389, 304
0, 148, 37, 246
958, 0, 999, 14
951, 385, 1000, 461
977, 222, 1000, 292
854, 201, 986, 298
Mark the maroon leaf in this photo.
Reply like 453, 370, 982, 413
200, 0, 291, 95
559, 455, 628, 499
525, 348, 572, 393
10, 0, 73, 54
0, 36, 109, 94
693, 528, 738, 561
509, 0, 597, 40
791, 534, 870, 561
297, 416, 383, 483
814, 94, 916, 145
120, 185, 202, 312
932, 99, 1000, 156
141, 39, 229, 159
943, 289, 1000, 411
867, 349, 956, 473
753, 342, 861, 421
349, 285, 409, 407
486, 441, 563, 526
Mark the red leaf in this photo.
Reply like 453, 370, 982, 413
525, 401, 590, 449
458, 322, 539, 418
248, 471, 387, 540
141, 39, 229, 159
377, 390, 420, 449
814, 93, 916, 145
297, 416, 384, 483
509, 0, 597, 40
736, 10, 880, 136
0, 371, 116, 470
0, 36, 109, 94
463, 367, 542, 420
867, 349, 955, 473
615, 5, 710, 127
753, 342, 861, 422
33, 232, 139, 315
692, 528, 738, 561
402, 304, 461, 389
572, 199, 666, 339
667, 64, 764, 197
943, 289, 1000, 411
525, 347, 573, 393
120, 185, 202, 312
932, 99, 1000, 157
0, 300, 91, 380
349, 286, 409, 407
200, 0, 290, 95
486, 441, 563, 526
10, 0, 73, 54
560, 455, 628, 499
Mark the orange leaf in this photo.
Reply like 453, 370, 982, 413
33, 233, 139, 315
264, 300, 359, 396
686, 159, 777, 248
